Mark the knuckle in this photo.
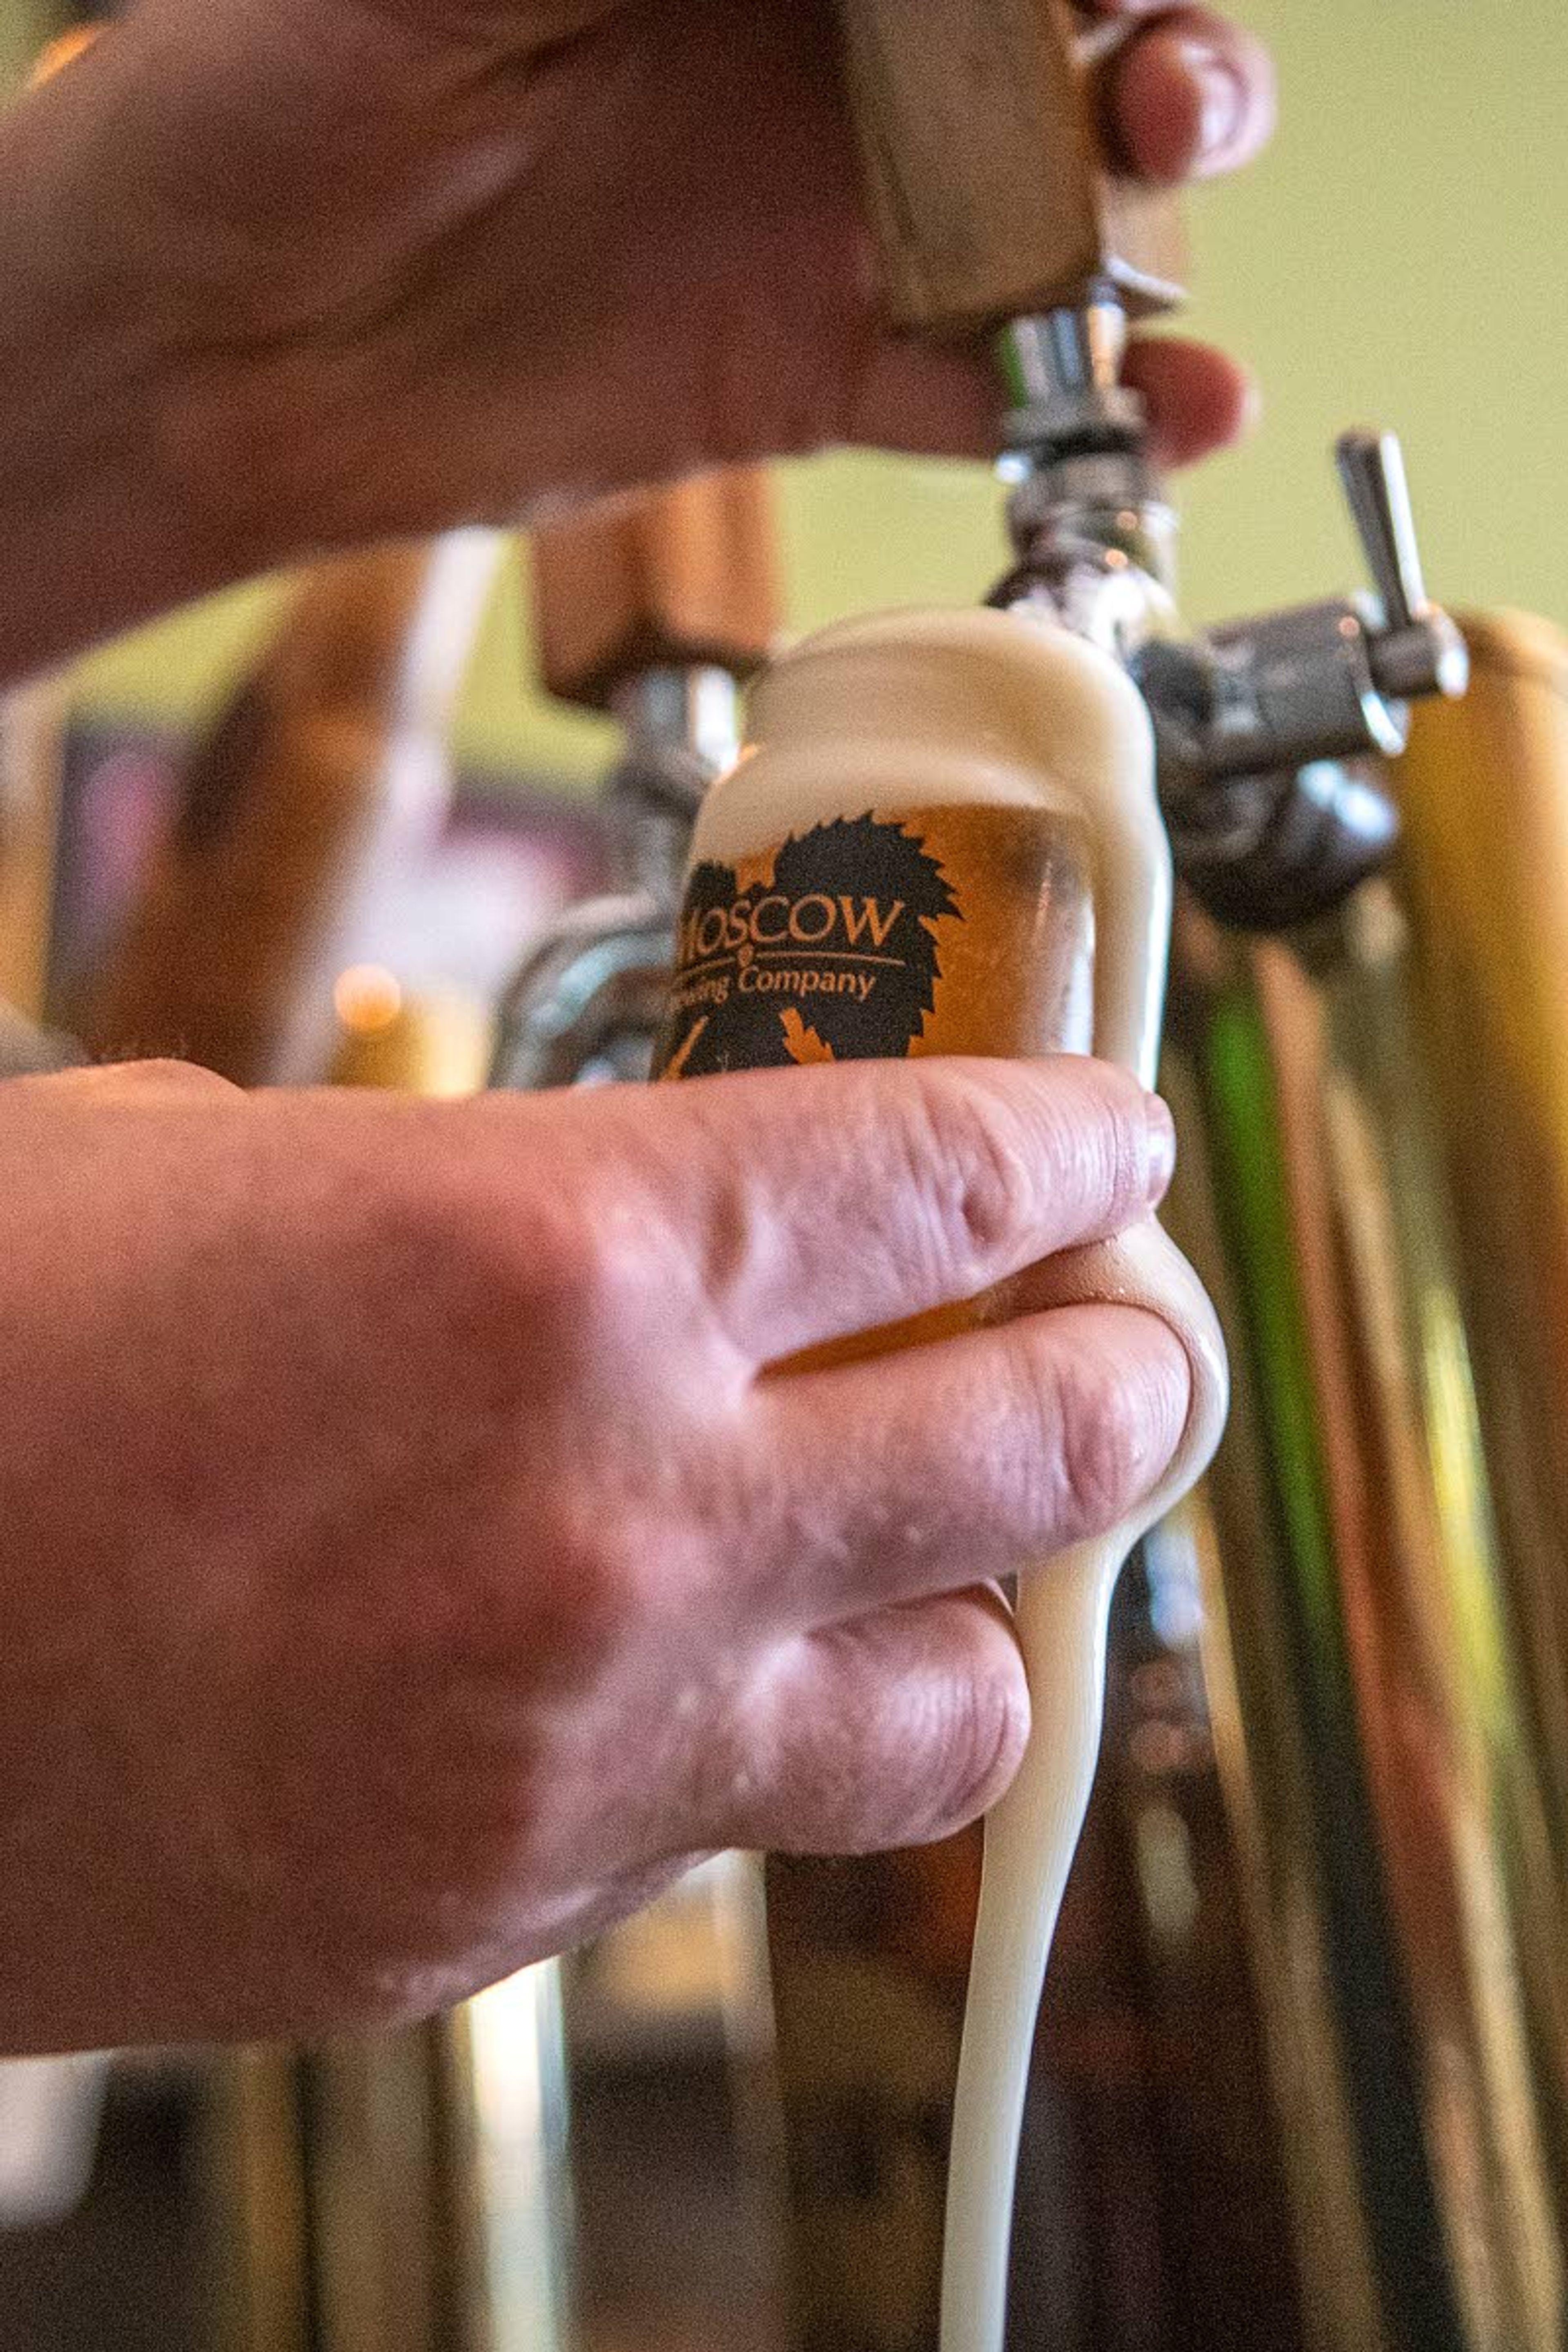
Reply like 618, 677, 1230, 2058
378, 1134, 645, 1364
553, 1194, 657, 1338
1036, 1313, 1190, 1539
902, 1062, 1153, 1284
507, 1498, 673, 1693
903, 1067, 1036, 1278
1044, 1063, 1152, 1232
77, 1056, 241, 1100
1056, 1381, 1146, 1534
125, 1056, 227, 1089
919, 1651, 1029, 1835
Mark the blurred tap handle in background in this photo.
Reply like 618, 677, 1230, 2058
531, 467, 784, 717
77, 537, 502, 1087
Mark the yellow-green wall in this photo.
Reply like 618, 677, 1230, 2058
0, 3, 50, 87
19, 1, 1568, 782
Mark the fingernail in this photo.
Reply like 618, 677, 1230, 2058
1145, 1096, 1178, 1199
1186, 45, 1247, 167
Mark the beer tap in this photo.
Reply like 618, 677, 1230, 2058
837, 4, 1466, 928
644, 11, 1473, 2352
835, 8, 1469, 2343
990, 321, 1468, 942
1005, 395, 1469, 927
491, 469, 780, 1090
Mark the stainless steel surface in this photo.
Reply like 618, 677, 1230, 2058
609, 663, 742, 785
996, 369, 1464, 930
1153, 622, 1568, 2346
1003, 445, 1177, 575
0, 2054, 109, 2227
1182, 598, 1410, 773
1336, 432, 1470, 705
491, 659, 732, 1093
490, 896, 674, 1091
1151, 432, 1468, 792
997, 301, 1145, 454
994, 444, 1180, 666
601, 684, 732, 921
210, 1980, 569, 2352
1337, 428, 1432, 631
1158, 754, 1401, 935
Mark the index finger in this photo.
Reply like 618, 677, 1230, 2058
626, 1057, 1174, 1365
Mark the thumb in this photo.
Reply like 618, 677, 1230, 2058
44, 1059, 244, 1104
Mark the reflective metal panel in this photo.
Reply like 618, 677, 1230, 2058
1163, 615, 1568, 2350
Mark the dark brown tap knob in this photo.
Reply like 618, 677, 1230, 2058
531, 468, 782, 713
831, 0, 1187, 336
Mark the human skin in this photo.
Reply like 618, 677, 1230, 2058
0, 0, 1270, 2051
0, 1057, 1188, 2051
0, 0, 1273, 683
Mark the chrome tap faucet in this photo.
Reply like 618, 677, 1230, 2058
991, 301, 1468, 929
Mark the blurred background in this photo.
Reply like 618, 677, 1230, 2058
7, 0, 1564, 791
3, 5, 1567, 2352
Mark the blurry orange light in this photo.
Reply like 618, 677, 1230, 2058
334, 965, 404, 1035
31, 28, 102, 88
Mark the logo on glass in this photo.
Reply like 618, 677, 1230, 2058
655, 813, 960, 1076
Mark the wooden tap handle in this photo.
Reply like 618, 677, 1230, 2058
532, 468, 782, 713
833, 0, 1185, 335
79, 541, 501, 1087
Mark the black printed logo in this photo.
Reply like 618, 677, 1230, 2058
656, 813, 960, 1076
